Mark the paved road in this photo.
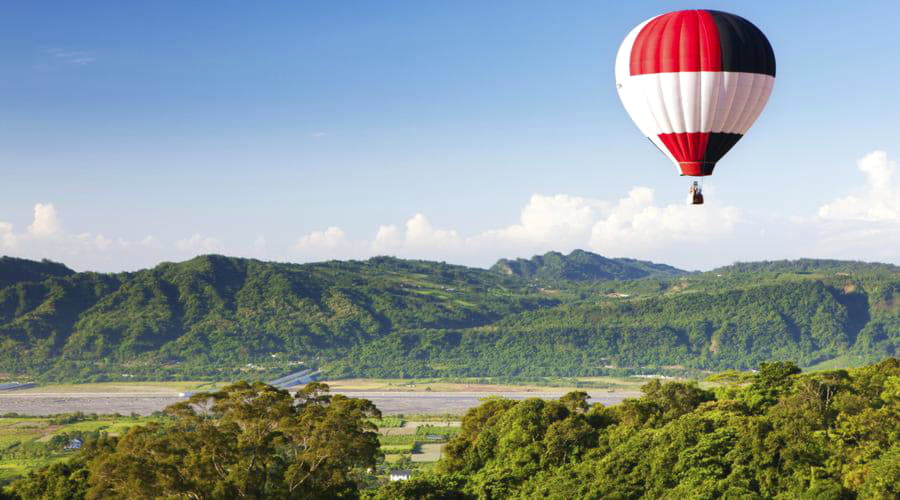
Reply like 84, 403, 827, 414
0, 390, 639, 416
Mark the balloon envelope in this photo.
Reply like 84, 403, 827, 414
615, 10, 775, 176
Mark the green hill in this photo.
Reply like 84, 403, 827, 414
491, 249, 687, 281
0, 254, 896, 381
0, 257, 74, 290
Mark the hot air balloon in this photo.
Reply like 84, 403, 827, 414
615, 10, 775, 204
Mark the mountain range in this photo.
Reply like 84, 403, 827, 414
0, 251, 896, 381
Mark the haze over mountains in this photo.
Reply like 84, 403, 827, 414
0, 251, 896, 382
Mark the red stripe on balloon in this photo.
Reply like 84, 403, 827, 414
658, 132, 713, 176
658, 132, 710, 163
657, 132, 746, 176
630, 10, 721, 75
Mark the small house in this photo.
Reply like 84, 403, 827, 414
389, 470, 411, 481
65, 438, 83, 450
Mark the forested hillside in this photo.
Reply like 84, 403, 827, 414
0, 253, 897, 381
0, 257, 74, 290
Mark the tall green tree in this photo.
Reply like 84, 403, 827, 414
9, 382, 381, 500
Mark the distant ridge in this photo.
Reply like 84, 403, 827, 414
713, 258, 900, 275
490, 249, 687, 281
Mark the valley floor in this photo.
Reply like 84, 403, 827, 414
0, 389, 641, 417
0, 379, 644, 416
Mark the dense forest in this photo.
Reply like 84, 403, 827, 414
0, 252, 897, 381
374, 358, 900, 499
5, 358, 898, 499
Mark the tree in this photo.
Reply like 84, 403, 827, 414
282, 385, 383, 496
364, 475, 469, 500
541, 416, 596, 466
11, 382, 381, 500
615, 380, 714, 428
857, 444, 900, 499
745, 361, 802, 412
558, 391, 590, 414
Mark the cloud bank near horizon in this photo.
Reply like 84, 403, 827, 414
2, 151, 899, 272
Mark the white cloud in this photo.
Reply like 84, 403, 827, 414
0, 203, 169, 271
74, 233, 113, 252
293, 226, 367, 261
352, 152, 897, 268
762, 150, 900, 263
405, 214, 462, 250
0, 203, 246, 271
589, 187, 741, 256
479, 194, 606, 247
27, 203, 61, 238
818, 150, 899, 222
0, 222, 19, 251
358, 191, 740, 268
310, 132, 327, 138
175, 234, 225, 254
371, 215, 463, 254
372, 224, 402, 253
295, 226, 346, 251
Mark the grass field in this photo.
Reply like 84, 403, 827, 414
383, 453, 410, 463
379, 434, 418, 446
805, 354, 879, 372
380, 444, 415, 454
0, 458, 66, 482
369, 417, 404, 428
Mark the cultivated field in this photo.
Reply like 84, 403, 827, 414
0, 414, 157, 482
376, 419, 460, 469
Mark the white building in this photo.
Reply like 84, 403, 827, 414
389, 470, 411, 481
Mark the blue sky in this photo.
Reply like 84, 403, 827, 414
2, 1, 899, 271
